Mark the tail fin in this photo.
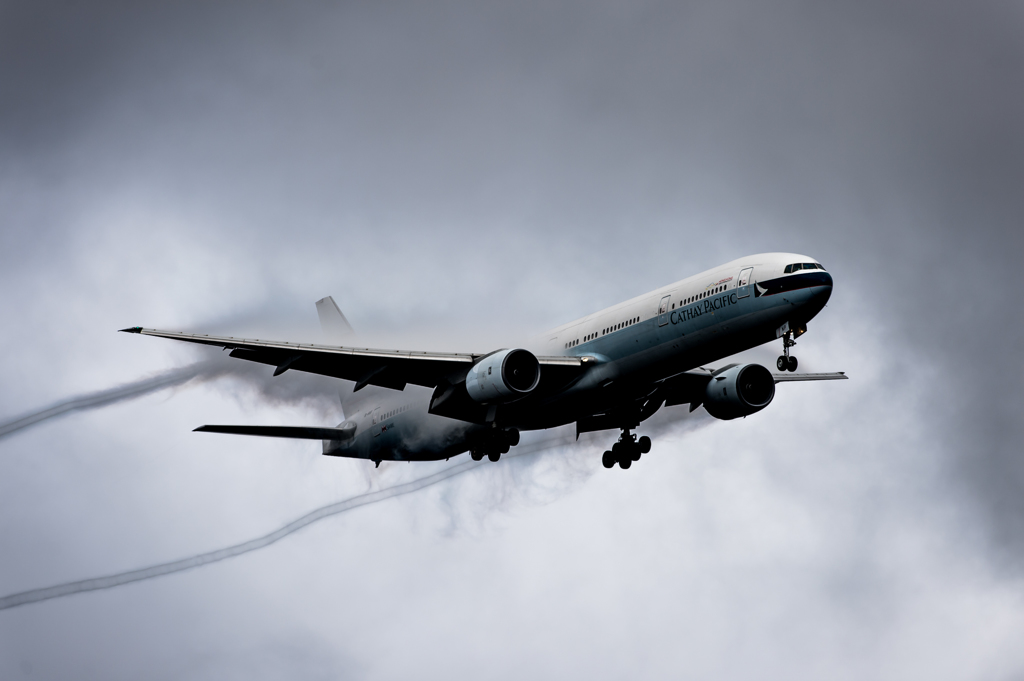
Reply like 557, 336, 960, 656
315, 296, 355, 344
316, 296, 360, 417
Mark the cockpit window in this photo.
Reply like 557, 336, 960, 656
785, 262, 825, 273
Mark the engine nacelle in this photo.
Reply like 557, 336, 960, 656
465, 349, 541, 404
703, 363, 775, 420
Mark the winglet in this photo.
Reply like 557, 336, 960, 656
119, 327, 143, 333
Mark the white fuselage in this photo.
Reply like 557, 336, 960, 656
335, 253, 833, 461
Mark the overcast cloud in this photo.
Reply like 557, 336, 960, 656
1, 2, 1023, 679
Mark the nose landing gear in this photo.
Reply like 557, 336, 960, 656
602, 429, 652, 469
776, 329, 799, 372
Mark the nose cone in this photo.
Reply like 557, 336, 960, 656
805, 271, 833, 318
818, 271, 833, 297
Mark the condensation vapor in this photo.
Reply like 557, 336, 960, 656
0, 437, 573, 612
0, 346, 712, 611
0, 360, 236, 441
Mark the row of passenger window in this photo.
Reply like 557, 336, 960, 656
565, 316, 641, 348
784, 262, 825, 273
603, 316, 639, 336
675, 284, 727, 309
381, 404, 410, 420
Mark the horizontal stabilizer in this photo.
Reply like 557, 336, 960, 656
772, 372, 848, 382
195, 424, 356, 440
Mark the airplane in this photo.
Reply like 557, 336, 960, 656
121, 253, 845, 469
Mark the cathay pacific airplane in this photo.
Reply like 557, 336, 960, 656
122, 253, 845, 469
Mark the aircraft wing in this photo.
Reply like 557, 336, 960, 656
771, 372, 847, 382
120, 327, 582, 391
660, 369, 847, 411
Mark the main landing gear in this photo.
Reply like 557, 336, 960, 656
602, 429, 651, 470
470, 428, 520, 463
777, 329, 799, 372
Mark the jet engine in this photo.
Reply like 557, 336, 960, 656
703, 363, 775, 420
465, 349, 541, 404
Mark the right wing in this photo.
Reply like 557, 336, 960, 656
119, 327, 584, 394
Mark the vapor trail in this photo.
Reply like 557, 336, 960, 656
0, 438, 570, 612
0, 361, 227, 441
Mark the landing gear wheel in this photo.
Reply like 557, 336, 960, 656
638, 436, 651, 454
488, 451, 501, 462
499, 442, 510, 454
619, 457, 632, 469
788, 356, 798, 372
602, 451, 615, 468
506, 429, 520, 447
777, 356, 788, 371
470, 450, 483, 461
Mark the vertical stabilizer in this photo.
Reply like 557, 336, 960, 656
316, 296, 359, 417
316, 296, 355, 344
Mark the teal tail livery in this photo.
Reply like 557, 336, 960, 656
120, 253, 846, 469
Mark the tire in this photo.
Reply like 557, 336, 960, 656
470, 450, 483, 461
777, 356, 788, 371
500, 442, 510, 454
602, 451, 615, 468
638, 436, 651, 454
506, 429, 520, 447
488, 452, 501, 462
612, 441, 623, 455
619, 457, 632, 469
788, 356, 798, 372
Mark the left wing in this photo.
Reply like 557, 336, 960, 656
119, 327, 582, 392
660, 368, 848, 411
772, 372, 847, 382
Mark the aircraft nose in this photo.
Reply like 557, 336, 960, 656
814, 271, 834, 304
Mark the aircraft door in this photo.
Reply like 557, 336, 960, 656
658, 295, 671, 326
736, 268, 754, 299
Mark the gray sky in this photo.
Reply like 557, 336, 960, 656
1, 1, 1023, 679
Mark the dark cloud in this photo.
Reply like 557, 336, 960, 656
1, 0, 1023, 678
